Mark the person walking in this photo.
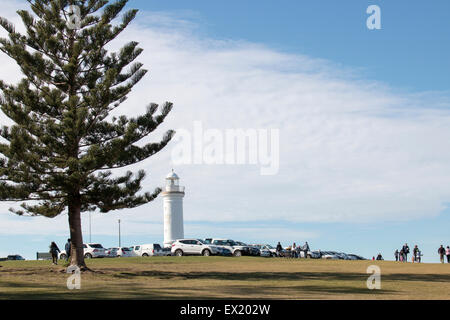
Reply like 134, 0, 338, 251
438, 245, 445, 264
402, 243, 410, 262
49, 242, 60, 265
64, 239, 71, 262
446, 246, 450, 263
394, 249, 399, 262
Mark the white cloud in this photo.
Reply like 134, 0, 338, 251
1, 1, 450, 239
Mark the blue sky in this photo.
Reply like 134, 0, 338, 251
0, 0, 449, 263
133, 0, 450, 92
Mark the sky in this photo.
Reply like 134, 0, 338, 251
0, 0, 449, 262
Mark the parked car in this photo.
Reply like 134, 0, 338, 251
252, 244, 278, 257
320, 251, 341, 260
306, 251, 322, 259
249, 245, 271, 257
105, 248, 118, 258
133, 244, 170, 257
336, 252, 350, 260
323, 251, 351, 260
161, 247, 172, 256
109, 247, 134, 257
249, 244, 271, 257
235, 241, 261, 256
294, 249, 320, 259
6, 255, 25, 261
59, 243, 107, 260
347, 254, 366, 260
171, 239, 223, 256
204, 239, 251, 257
220, 247, 233, 256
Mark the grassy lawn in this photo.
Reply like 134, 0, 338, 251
0, 257, 449, 300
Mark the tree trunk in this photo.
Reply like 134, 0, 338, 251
68, 195, 86, 269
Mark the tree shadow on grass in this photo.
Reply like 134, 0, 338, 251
4, 269, 446, 300
113, 270, 450, 283
0, 281, 391, 300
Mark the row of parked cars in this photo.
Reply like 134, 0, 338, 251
278, 247, 366, 260
169, 238, 292, 257
58, 243, 171, 259
55, 239, 277, 259
55, 240, 367, 260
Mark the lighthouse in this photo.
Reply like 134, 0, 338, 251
162, 170, 185, 247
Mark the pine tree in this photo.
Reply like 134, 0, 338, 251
0, 0, 174, 269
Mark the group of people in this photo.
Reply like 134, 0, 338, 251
394, 243, 421, 263
276, 241, 310, 258
393, 243, 450, 263
49, 239, 72, 265
373, 253, 384, 261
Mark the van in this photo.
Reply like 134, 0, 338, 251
133, 243, 167, 257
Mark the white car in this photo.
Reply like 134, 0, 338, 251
59, 243, 107, 260
171, 239, 223, 256
133, 244, 170, 257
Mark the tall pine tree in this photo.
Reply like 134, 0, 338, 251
0, 0, 174, 269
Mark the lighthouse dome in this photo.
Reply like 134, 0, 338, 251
166, 170, 179, 180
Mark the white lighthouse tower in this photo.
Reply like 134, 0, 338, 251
162, 170, 185, 247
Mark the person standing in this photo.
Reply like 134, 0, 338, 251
446, 246, 450, 263
402, 243, 410, 262
49, 242, 60, 265
276, 242, 283, 257
413, 245, 419, 263
303, 241, 310, 259
292, 243, 298, 258
394, 249, 399, 262
438, 245, 445, 264
64, 239, 72, 262
416, 250, 422, 263
399, 248, 404, 262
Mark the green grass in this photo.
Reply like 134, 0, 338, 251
1, 257, 449, 300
